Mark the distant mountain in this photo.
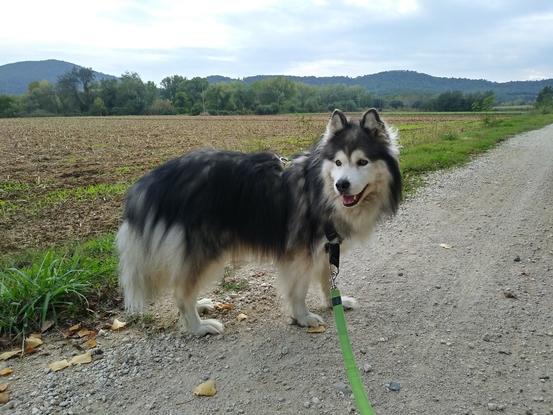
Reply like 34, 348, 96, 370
208, 71, 553, 103
0, 59, 116, 95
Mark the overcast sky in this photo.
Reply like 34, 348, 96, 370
1, 0, 552, 83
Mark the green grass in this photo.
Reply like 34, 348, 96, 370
115, 166, 132, 174
0, 182, 31, 193
218, 278, 249, 293
0, 182, 32, 218
217, 265, 249, 293
40, 183, 128, 206
398, 112, 553, 193
1, 182, 130, 219
0, 199, 19, 216
0, 234, 118, 339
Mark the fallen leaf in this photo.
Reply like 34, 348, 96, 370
48, 359, 70, 372
0, 350, 20, 361
215, 303, 234, 311
68, 323, 81, 333
41, 320, 54, 333
0, 368, 13, 377
193, 379, 217, 396
307, 325, 327, 334
111, 319, 127, 331
25, 336, 43, 349
236, 313, 248, 321
0, 383, 7, 392
77, 329, 95, 338
439, 243, 452, 249
0, 391, 9, 404
84, 337, 97, 349
69, 352, 92, 365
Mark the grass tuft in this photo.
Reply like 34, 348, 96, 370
0, 235, 118, 339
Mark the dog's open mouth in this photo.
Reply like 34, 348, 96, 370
341, 185, 368, 207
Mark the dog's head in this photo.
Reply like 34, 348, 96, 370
320, 109, 401, 214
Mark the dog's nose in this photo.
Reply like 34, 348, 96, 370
335, 179, 350, 193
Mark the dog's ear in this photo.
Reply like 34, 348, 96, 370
326, 109, 348, 136
361, 108, 384, 133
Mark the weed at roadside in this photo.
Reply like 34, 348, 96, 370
0, 234, 118, 339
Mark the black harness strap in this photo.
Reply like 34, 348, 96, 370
324, 221, 342, 282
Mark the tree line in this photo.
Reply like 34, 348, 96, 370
4, 66, 548, 118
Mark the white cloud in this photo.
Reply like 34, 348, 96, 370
0, 0, 552, 82
0, 0, 282, 51
284, 57, 409, 77
342, 0, 420, 16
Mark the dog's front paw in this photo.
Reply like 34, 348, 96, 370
294, 311, 325, 327
188, 319, 224, 336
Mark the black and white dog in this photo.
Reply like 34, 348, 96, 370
117, 109, 401, 335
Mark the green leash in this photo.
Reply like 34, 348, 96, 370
326, 223, 376, 415
331, 287, 375, 415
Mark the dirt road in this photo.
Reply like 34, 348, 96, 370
2, 125, 553, 414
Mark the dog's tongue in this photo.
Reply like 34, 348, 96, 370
342, 194, 357, 205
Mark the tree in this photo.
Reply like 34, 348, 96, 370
389, 99, 404, 109
252, 77, 297, 111
147, 99, 176, 115
113, 72, 146, 115
174, 90, 192, 114
90, 97, 107, 115
470, 91, 495, 111
0, 95, 21, 117
536, 86, 553, 108
432, 91, 467, 111
26, 80, 60, 114
205, 83, 237, 114
160, 75, 185, 102
227, 82, 255, 113
56, 67, 96, 113
77, 67, 95, 111
99, 79, 118, 114
144, 81, 158, 109
183, 77, 209, 114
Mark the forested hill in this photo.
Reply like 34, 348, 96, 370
208, 71, 553, 102
2, 59, 551, 103
0, 60, 116, 95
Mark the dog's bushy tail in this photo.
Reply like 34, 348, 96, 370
116, 221, 154, 313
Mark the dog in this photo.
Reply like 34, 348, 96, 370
116, 109, 402, 335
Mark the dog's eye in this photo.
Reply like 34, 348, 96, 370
357, 159, 369, 166
335, 160, 342, 167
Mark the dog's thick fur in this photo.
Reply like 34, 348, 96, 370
117, 109, 401, 335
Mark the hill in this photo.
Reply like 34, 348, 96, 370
209, 71, 553, 103
2, 59, 551, 103
0, 59, 116, 95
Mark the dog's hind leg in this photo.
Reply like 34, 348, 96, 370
277, 258, 325, 327
173, 261, 224, 336
196, 298, 216, 314
315, 255, 358, 310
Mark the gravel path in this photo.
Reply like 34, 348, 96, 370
2, 125, 553, 415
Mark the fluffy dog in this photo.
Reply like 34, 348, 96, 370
117, 109, 401, 335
